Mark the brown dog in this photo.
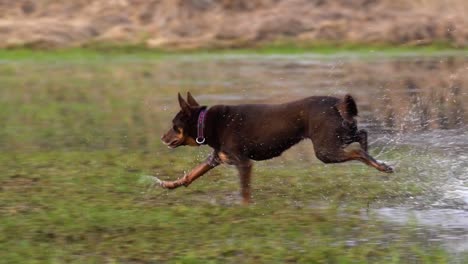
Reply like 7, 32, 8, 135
160, 92, 393, 204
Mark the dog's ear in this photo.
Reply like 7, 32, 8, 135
187, 92, 199, 107
336, 94, 358, 123
178, 92, 192, 116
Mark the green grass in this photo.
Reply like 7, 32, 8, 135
0, 150, 454, 263
0, 50, 467, 263
227, 41, 468, 55
0, 42, 467, 61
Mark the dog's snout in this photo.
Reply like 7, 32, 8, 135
161, 133, 170, 144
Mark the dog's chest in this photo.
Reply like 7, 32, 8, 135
215, 151, 239, 165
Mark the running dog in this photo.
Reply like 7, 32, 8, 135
160, 92, 393, 204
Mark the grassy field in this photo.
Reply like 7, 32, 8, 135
0, 48, 466, 263
0, 149, 449, 263
1, 43, 467, 61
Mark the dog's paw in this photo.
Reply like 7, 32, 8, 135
376, 161, 394, 173
382, 165, 394, 173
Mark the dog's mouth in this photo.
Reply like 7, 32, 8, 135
163, 139, 182, 149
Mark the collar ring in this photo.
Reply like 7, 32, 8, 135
196, 137, 206, 144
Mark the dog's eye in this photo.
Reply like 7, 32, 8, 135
173, 125, 178, 132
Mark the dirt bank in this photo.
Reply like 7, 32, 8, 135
1, 0, 468, 49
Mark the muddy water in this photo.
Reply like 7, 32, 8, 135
155, 54, 468, 254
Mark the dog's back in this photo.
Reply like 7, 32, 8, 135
206, 96, 351, 160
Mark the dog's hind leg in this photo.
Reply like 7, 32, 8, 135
159, 153, 220, 189
343, 142, 393, 173
313, 141, 393, 173
236, 161, 253, 205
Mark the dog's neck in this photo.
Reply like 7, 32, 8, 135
195, 107, 208, 145
196, 105, 221, 149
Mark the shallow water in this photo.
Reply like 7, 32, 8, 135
156, 54, 468, 207
157, 54, 468, 255
2, 53, 468, 257
190, 55, 468, 254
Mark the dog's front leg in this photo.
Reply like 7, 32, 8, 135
236, 161, 253, 205
160, 154, 220, 189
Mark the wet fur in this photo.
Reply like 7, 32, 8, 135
160, 93, 393, 204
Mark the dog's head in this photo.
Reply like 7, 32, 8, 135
161, 92, 201, 148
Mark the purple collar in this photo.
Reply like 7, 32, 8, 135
196, 108, 207, 144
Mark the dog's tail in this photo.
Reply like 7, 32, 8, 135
336, 94, 358, 123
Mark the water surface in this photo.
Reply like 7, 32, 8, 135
1, 53, 467, 257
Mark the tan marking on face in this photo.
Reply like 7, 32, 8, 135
170, 127, 184, 142
174, 127, 187, 146
184, 136, 198, 146
177, 128, 199, 147
162, 126, 185, 147
176, 128, 184, 139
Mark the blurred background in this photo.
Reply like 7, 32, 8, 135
1, 0, 468, 49
1, 1, 468, 263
